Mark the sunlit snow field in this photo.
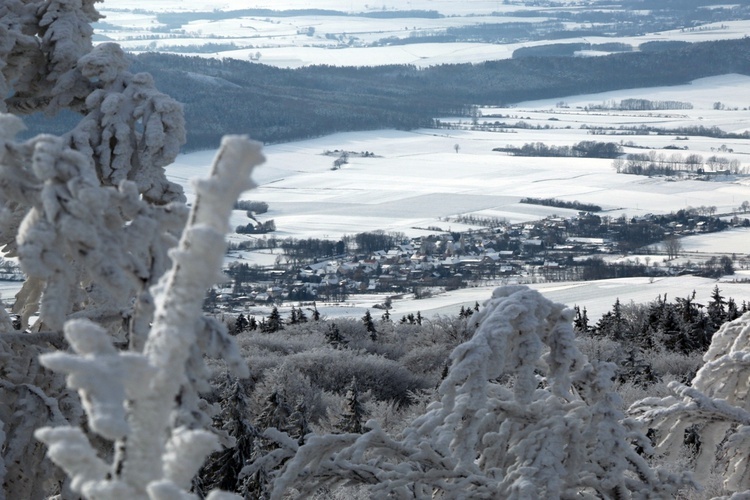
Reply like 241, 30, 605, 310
82, 2, 750, 317
97, 1, 750, 68
171, 75, 750, 241
166, 75, 750, 318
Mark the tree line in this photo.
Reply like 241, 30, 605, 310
520, 197, 602, 212
494, 140, 622, 159
24, 38, 750, 150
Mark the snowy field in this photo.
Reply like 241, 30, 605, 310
389, 275, 750, 320
170, 75, 750, 242
97, 1, 750, 68
165, 74, 750, 318
87, 2, 750, 318
235, 275, 750, 324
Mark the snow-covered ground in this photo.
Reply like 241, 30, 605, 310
389, 275, 750, 321
164, 74, 750, 318
169, 75, 750, 242
234, 275, 750, 324
97, 1, 750, 69
80, 2, 750, 317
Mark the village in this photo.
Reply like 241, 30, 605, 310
208, 205, 748, 312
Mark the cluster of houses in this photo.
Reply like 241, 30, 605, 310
210, 208, 742, 310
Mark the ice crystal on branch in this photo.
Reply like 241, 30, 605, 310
35, 136, 263, 499
632, 311, 750, 497
269, 286, 689, 499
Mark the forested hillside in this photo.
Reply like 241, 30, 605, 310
23, 38, 750, 150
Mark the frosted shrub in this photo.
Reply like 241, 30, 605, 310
632, 311, 750, 496
575, 335, 622, 364
254, 366, 331, 425
643, 347, 703, 383
266, 286, 691, 499
277, 348, 431, 405
33, 137, 263, 499
398, 344, 452, 378
0, 1, 207, 496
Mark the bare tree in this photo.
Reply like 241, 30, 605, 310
663, 235, 683, 260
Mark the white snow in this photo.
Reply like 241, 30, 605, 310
170, 75, 750, 241
164, 74, 750, 319
96, 2, 750, 69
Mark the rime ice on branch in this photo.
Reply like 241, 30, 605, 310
268, 285, 689, 499
35, 136, 263, 499
1, 0, 187, 334
632, 311, 750, 497
1, 2, 256, 498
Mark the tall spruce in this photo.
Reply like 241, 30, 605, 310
362, 310, 377, 341
264, 307, 284, 333
336, 379, 367, 434
197, 378, 260, 495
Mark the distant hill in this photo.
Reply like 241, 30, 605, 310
22, 37, 750, 150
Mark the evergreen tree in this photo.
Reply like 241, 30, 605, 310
256, 391, 292, 431
727, 298, 740, 321
288, 402, 311, 444
636, 296, 669, 350
289, 306, 299, 325
234, 313, 249, 334
325, 322, 346, 349
706, 285, 727, 333
573, 305, 590, 334
248, 316, 258, 331
244, 391, 293, 499
363, 310, 377, 341
197, 378, 259, 495
617, 348, 656, 387
311, 302, 321, 321
297, 306, 308, 323
336, 379, 367, 434
381, 309, 391, 322
595, 298, 626, 340
669, 293, 709, 353
263, 306, 284, 333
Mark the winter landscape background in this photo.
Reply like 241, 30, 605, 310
101, 0, 750, 322
3, 0, 750, 499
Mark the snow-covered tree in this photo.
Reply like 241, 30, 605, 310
0, 2, 265, 497
32, 135, 262, 499
265, 286, 691, 499
197, 377, 260, 496
631, 311, 750, 497
335, 378, 367, 434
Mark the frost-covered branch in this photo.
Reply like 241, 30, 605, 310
269, 286, 689, 499
0, 119, 188, 331
35, 136, 263, 499
1, 3, 242, 497
631, 311, 750, 494
1, 0, 187, 333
